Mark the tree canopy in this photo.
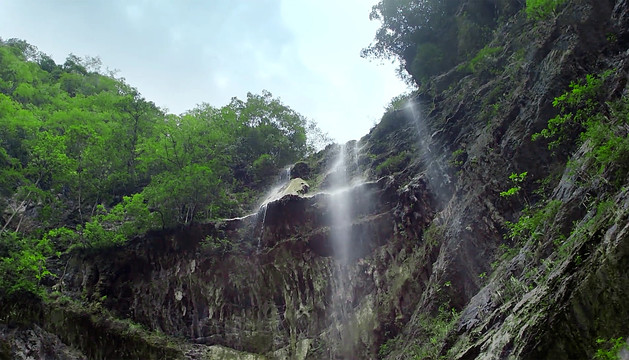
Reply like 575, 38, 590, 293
362, 0, 523, 85
0, 38, 328, 299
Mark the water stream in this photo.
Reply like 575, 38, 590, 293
256, 165, 292, 249
325, 142, 362, 357
405, 99, 452, 204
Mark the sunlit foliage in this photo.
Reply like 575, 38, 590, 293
0, 38, 329, 300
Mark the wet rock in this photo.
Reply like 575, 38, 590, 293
290, 161, 311, 180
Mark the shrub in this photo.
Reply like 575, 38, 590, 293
532, 72, 608, 147
77, 193, 158, 248
534, 71, 629, 186
526, 0, 566, 20
500, 172, 528, 198
410, 305, 460, 359
504, 200, 562, 242
375, 151, 409, 176
595, 337, 628, 360
0, 231, 54, 300
460, 46, 502, 74
252, 153, 277, 183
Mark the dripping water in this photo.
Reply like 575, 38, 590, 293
255, 165, 292, 250
404, 99, 452, 204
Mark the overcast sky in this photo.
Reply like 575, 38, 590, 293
0, 0, 409, 143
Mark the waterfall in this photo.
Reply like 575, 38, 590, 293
256, 165, 292, 249
404, 99, 452, 203
325, 143, 358, 357
329, 144, 352, 263
260, 165, 292, 208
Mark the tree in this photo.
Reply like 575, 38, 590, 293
362, 0, 523, 85
142, 164, 226, 227
361, 0, 458, 84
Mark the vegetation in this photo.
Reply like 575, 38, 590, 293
377, 304, 459, 360
526, 0, 566, 20
532, 71, 610, 147
449, 149, 466, 167
362, 0, 520, 85
375, 151, 410, 176
500, 172, 528, 198
504, 200, 562, 242
459, 46, 502, 74
410, 305, 460, 359
595, 337, 628, 360
0, 38, 327, 303
534, 70, 629, 187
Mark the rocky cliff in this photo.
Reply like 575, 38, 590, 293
2, 0, 629, 359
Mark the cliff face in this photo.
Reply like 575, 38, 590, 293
2, 1, 629, 359
52, 161, 436, 359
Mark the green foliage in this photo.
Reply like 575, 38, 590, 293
532, 72, 609, 147
579, 99, 629, 185
384, 93, 412, 113
595, 337, 628, 360
378, 304, 460, 360
363, 1, 518, 85
0, 37, 331, 316
362, 0, 461, 84
0, 38, 328, 239
500, 172, 528, 197
375, 151, 409, 176
504, 200, 562, 242
410, 42, 449, 84
525, 0, 566, 20
142, 164, 226, 227
460, 46, 502, 74
496, 243, 520, 262
569, 199, 614, 247
423, 223, 445, 247
449, 149, 466, 167
410, 305, 460, 359
534, 70, 629, 187
200, 235, 233, 256
378, 337, 400, 358
0, 231, 54, 300
252, 154, 278, 184
0, 37, 333, 325
77, 194, 158, 248
43, 227, 79, 252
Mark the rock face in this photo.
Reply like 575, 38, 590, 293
56, 173, 421, 359
3, 1, 629, 359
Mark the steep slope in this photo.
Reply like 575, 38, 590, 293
370, 0, 629, 358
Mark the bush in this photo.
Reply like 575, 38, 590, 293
460, 46, 502, 74
78, 194, 158, 248
0, 231, 53, 300
375, 151, 409, 176
410, 42, 454, 84
252, 153, 277, 183
595, 337, 628, 360
526, 0, 566, 20
504, 200, 562, 242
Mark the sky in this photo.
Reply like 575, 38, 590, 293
0, 0, 410, 143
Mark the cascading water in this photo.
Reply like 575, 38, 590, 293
329, 144, 352, 263
405, 99, 452, 203
325, 143, 359, 357
256, 165, 292, 249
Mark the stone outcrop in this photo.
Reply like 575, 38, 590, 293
52, 171, 431, 358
